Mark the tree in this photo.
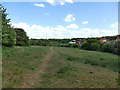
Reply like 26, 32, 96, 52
101, 43, 114, 53
87, 38, 99, 43
14, 28, 29, 46
81, 38, 100, 51
91, 43, 100, 51
113, 41, 120, 55
1, 4, 16, 47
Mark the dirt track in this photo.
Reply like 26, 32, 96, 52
22, 47, 54, 88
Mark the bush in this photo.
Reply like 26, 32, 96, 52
62, 43, 79, 48
81, 39, 100, 51
112, 41, 120, 55
91, 43, 100, 51
71, 44, 79, 48
87, 38, 99, 43
101, 43, 114, 53
63, 44, 70, 47
81, 42, 91, 50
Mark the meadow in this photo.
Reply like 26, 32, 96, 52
2, 46, 118, 88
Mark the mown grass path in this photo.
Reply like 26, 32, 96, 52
22, 47, 54, 88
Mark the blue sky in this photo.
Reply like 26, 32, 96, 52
2, 1, 118, 39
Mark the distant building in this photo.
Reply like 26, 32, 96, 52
68, 39, 86, 45
79, 40, 86, 45
68, 40, 76, 44
99, 38, 107, 43
116, 37, 120, 42
107, 37, 116, 43
99, 35, 120, 43
76, 41, 81, 45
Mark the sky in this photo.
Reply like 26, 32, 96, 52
2, 1, 118, 39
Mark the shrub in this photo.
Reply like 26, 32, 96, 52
87, 38, 99, 43
71, 44, 79, 48
81, 39, 100, 51
81, 42, 91, 50
91, 43, 100, 51
112, 41, 120, 55
101, 43, 114, 53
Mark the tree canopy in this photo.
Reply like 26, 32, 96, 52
1, 4, 16, 47
14, 28, 29, 46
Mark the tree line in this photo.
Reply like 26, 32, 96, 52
1, 5, 29, 47
80, 38, 120, 55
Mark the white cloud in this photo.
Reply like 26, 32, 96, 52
11, 22, 31, 30
110, 22, 118, 29
65, 0, 73, 3
46, 0, 73, 6
64, 14, 75, 22
82, 21, 88, 24
11, 22, 118, 39
66, 24, 78, 29
110, 22, 118, 34
46, 0, 55, 5
81, 28, 117, 37
34, 3, 45, 7
60, 1, 65, 5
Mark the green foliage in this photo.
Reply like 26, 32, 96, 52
112, 41, 120, 55
81, 39, 100, 51
91, 43, 100, 51
101, 43, 114, 53
116, 77, 120, 86
1, 4, 16, 47
87, 38, 99, 43
30, 39, 71, 46
63, 43, 79, 48
81, 42, 90, 50
103, 35, 118, 38
81, 38, 120, 55
14, 28, 29, 46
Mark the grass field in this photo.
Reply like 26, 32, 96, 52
2, 46, 118, 88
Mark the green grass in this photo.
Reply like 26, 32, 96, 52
2, 46, 118, 88
58, 47, 118, 72
2, 46, 50, 88
37, 47, 118, 88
